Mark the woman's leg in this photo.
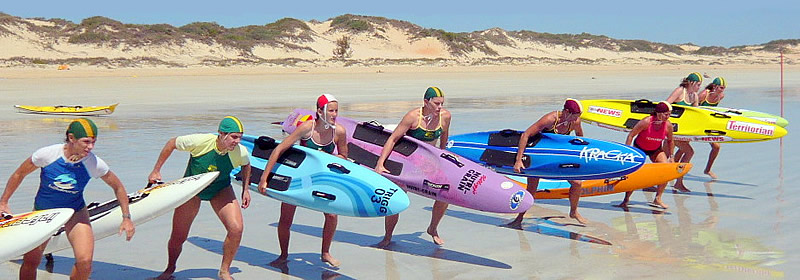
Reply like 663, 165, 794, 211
377, 214, 399, 248
156, 197, 201, 280
651, 151, 671, 208
567, 180, 587, 223
673, 141, 693, 192
506, 177, 540, 228
65, 208, 94, 280
271, 203, 296, 265
704, 142, 721, 179
427, 201, 448, 245
210, 187, 243, 280
20, 240, 49, 280
321, 213, 339, 267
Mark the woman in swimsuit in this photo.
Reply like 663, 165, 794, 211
258, 94, 348, 267
697, 77, 727, 179
508, 99, 587, 226
375, 87, 452, 247
149, 116, 251, 280
1, 118, 135, 280
616, 101, 675, 209
665, 72, 703, 192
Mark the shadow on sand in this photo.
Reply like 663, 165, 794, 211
188, 236, 352, 280
269, 223, 512, 269
10, 254, 163, 279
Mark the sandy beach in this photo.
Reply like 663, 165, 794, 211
0, 65, 796, 279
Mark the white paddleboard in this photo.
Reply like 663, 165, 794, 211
0, 208, 74, 261
44, 172, 219, 254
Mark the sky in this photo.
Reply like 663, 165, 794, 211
2, 0, 798, 47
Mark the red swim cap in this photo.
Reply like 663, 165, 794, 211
655, 101, 672, 113
564, 98, 582, 114
317, 94, 338, 109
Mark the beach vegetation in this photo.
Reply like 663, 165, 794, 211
79, 16, 123, 30
761, 39, 800, 52
0, 12, 12, 35
180, 22, 225, 39
508, 31, 685, 54
333, 36, 353, 59
693, 46, 731, 56
2, 56, 184, 68
330, 15, 371, 32
415, 29, 498, 56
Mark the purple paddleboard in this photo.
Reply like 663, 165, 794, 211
283, 109, 534, 214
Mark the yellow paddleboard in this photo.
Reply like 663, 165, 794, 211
581, 99, 786, 143
510, 163, 692, 199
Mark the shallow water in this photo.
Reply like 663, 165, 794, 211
0, 70, 797, 279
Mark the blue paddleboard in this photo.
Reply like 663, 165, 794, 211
233, 135, 410, 217
446, 129, 645, 180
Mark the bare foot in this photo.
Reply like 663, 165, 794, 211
321, 254, 340, 268
426, 228, 444, 245
648, 201, 669, 209
704, 170, 718, 179
269, 255, 289, 266
374, 239, 393, 249
153, 266, 176, 280
502, 219, 524, 230
569, 213, 588, 224
673, 183, 691, 193
218, 270, 234, 280
612, 202, 629, 208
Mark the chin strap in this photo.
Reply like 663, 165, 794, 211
320, 103, 336, 129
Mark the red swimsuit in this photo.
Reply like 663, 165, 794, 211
634, 117, 668, 156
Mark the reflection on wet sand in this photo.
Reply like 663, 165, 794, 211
603, 181, 785, 278
434, 206, 612, 246
0, 117, 119, 134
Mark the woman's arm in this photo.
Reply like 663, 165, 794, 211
101, 170, 135, 241
572, 118, 584, 137
148, 138, 177, 183
665, 88, 682, 104
375, 110, 416, 173
0, 158, 38, 214
514, 113, 552, 173
258, 121, 312, 193
438, 109, 452, 150
334, 125, 348, 159
626, 117, 649, 146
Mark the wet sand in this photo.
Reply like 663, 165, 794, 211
0, 67, 796, 279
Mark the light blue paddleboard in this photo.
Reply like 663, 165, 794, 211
233, 135, 410, 217
447, 129, 645, 180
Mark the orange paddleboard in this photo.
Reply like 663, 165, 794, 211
509, 163, 692, 199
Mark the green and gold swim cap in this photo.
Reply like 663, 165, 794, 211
687, 72, 703, 83
424, 87, 444, 100
67, 118, 98, 139
218, 116, 244, 133
712, 77, 727, 87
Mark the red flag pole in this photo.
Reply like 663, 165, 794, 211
780, 50, 784, 117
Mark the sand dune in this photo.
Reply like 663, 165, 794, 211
1, 13, 797, 72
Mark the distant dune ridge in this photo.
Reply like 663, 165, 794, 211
0, 13, 798, 68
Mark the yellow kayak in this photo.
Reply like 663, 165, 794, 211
581, 99, 787, 143
14, 103, 118, 116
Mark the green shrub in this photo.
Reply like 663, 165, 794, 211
180, 22, 225, 37
68, 32, 110, 44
